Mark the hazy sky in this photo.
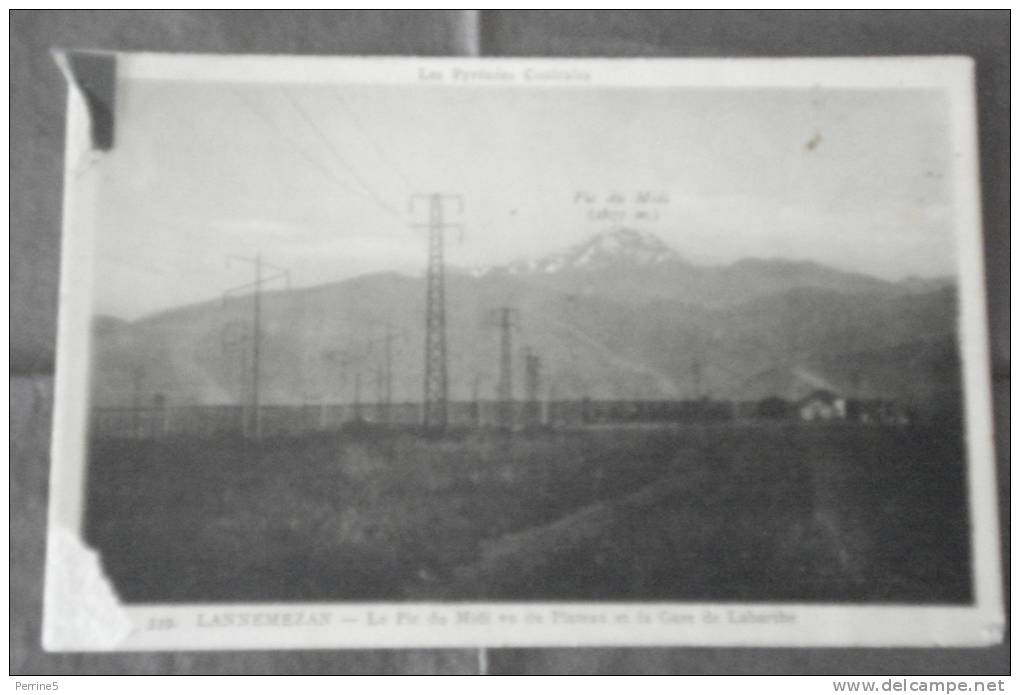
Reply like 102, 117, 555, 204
92, 79, 954, 319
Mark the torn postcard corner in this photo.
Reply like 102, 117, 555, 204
53, 49, 117, 154
42, 525, 133, 652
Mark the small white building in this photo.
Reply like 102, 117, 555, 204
798, 389, 846, 421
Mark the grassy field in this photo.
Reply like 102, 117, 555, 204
83, 421, 971, 604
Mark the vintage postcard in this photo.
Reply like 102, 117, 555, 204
44, 53, 1003, 650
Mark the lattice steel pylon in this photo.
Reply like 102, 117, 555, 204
411, 194, 462, 432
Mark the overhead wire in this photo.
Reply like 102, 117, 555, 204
329, 91, 415, 192
230, 87, 377, 201
280, 89, 403, 219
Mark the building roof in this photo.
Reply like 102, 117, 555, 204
799, 389, 842, 405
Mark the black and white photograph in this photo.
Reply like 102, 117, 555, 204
42, 53, 1002, 651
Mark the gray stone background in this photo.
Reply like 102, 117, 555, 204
10, 10, 1009, 674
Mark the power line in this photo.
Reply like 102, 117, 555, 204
232, 87, 403, 218
230, 87, 362, 194
281, 90, 402, 218
329, 92, 415, 192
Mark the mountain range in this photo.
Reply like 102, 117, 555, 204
90, 229, 960, 412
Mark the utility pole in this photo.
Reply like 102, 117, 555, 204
374, 365, 385, 423
357, 323, 406, 426
411, 194, 463, 433
323, 346, 368, 424
317, 378, 329, 430
223, 253, 290, 441
547, 380, 558, 427
471, 372, 484, 428
786, 292, 801, 368
153, 393, 168, 439
487, 306, 519, 431
376, 322, 403, 426
131, 365, 144, 439
221, 321, 252, 436
353, 372, 362, 421
253, 253, 261, 436
523, 346, 541, 429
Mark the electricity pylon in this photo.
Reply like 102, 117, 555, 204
410, 194, 462, 433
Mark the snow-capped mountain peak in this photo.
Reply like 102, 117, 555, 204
480, 229, 681, 277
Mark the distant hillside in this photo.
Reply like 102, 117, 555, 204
89, 232, 960, 412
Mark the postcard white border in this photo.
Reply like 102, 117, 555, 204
44, 54, 1003, 651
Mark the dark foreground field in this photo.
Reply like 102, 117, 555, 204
83, 422, 971, 604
